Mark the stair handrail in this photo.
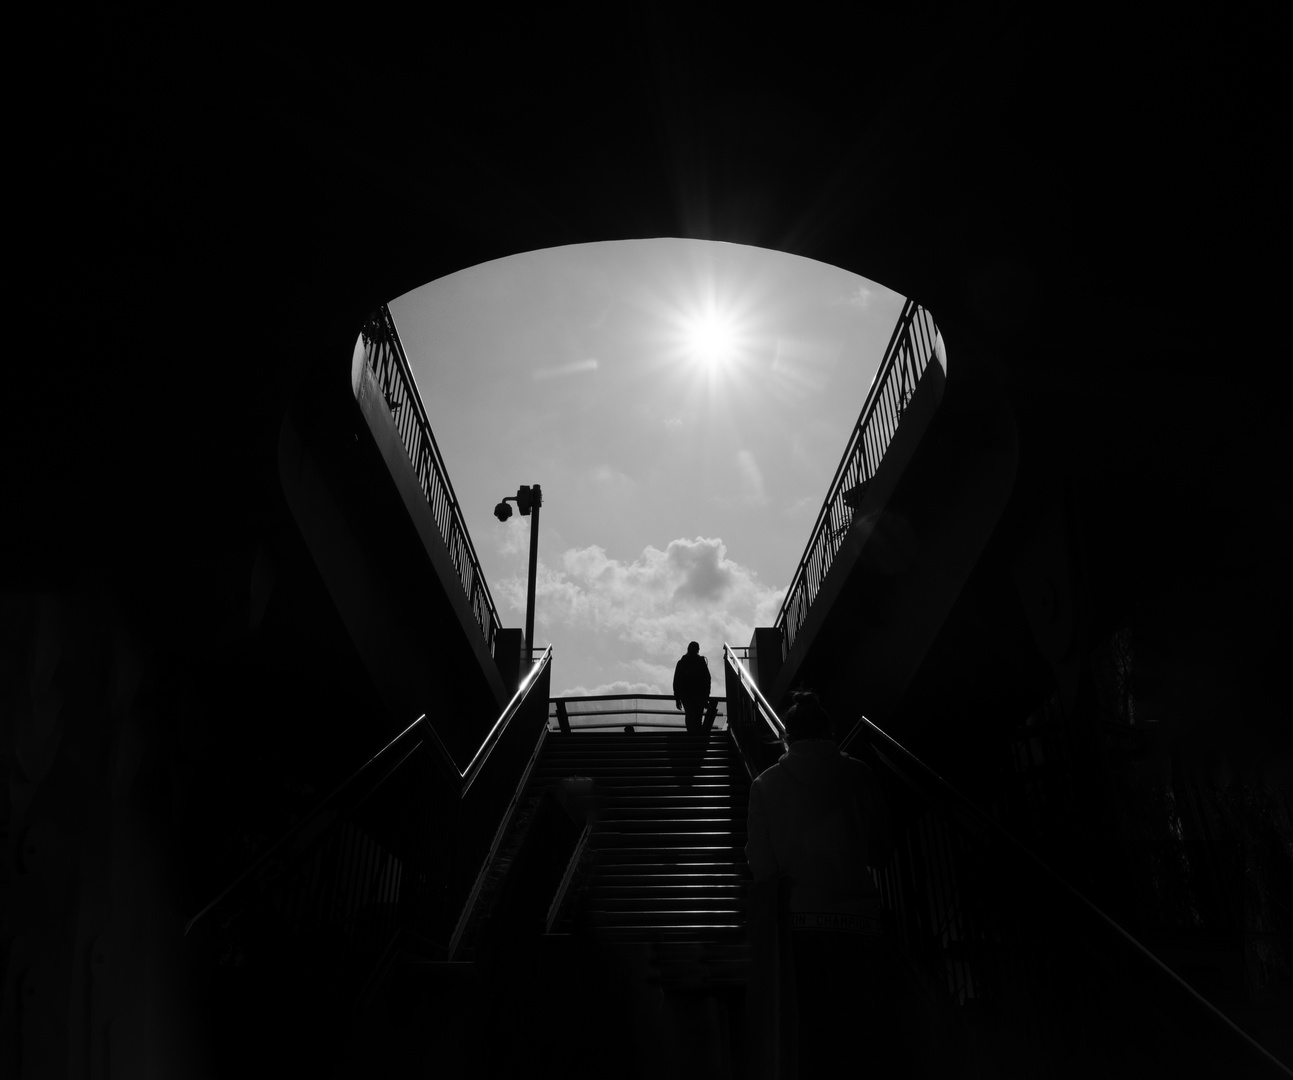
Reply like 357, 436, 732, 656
835, 709, 1290, 1076
545, 821, 594, 934
722, 643, 788, 786
356, 304, 502, 654
721, 665, 1287, 1073
773, 300, 941, 661
183, 716, 428, 939
184, 646, 553, 939
429, 646, 553, 798
723, 643, 785, 743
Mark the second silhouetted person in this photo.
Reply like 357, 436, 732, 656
672, 641, 711, 735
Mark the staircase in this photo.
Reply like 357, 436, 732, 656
540, 727, 752, 992
435, 723, 756, 1078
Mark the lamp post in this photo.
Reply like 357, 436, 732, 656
493, 484, 542, 661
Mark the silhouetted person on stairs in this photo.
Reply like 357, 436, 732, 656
672, 640, 712, 735
745, 690, 901, 1079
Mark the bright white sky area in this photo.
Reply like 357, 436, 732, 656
389, 239, 904, 697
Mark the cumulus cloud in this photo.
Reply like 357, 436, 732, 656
495, 536, 786, 691
556, 679, 662, 697
495, 515, 531, 556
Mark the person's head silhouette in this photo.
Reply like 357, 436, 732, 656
687, 641, 700, 654
783, 690, 833, 743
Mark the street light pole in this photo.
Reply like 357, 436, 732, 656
494, 483, 543, 663
524, 484, 541, 661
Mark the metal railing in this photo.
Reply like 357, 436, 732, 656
774, 300, 941, 660
357, 304, 501, 654
545, 820, 594, 934
548, 693, 727, 732
722, 643, 786, 783
184, 648, 553, 1028
721, 647, 1290, 1077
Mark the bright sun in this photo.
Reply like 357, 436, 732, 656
684, 310, 737, 368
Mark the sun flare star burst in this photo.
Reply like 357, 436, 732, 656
684, 309, 738, 368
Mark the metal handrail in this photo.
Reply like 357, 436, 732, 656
183, 713, 429, 939
549, 692, 727, 731
723, 643, 785, 742
549, 696, 724, 717
834, 711, 1290, 1076
427, 647, 553, 798
550, 692, 707, 704
184, 646, 553, 940
724, 665, 1288, 1073
774, 300, 941, 659
446, 649, 556, 960
545, 821, 594, 934
357, 304, 502, 654
721, 643, 789, 786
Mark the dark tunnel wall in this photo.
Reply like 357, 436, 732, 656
4, 6, 1289, 1077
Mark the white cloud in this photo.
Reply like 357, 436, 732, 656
556, 679, 662, 697
628, 658, 677, 689
555, 658, 676, 697
495, 515, 531, 557
837, 283, 874, 309
496, 536, 786, 687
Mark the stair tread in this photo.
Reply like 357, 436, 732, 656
535, 724, 754, 948
538, 758, 737, 766
531, 776, 739, 784
597, 816, 746, 826
585, 900, 748, 912
584, 928, 746, 939
540, 744, 736, 752
587, 882, 745, 891
589, 915, 749, 926
583, 860, 745, 872
536, 770, 738, 776
584, 869, 743, 882
592, 831, 745, 840
543, 797, 739, 806
591, 862, 744, 872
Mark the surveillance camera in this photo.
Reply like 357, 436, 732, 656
494, 502, 512, 522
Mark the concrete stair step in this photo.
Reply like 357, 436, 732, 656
596, 794, 747, 808
586, 908, 744, 927
586, 897, 748, 912
584, 928, 745, 946
538, 725, 754, 953
585, 884, 745, 898
587, 869, 743, 883
589, 852, 743, 867
539, 766, 738, 776
599, 820, 745, 832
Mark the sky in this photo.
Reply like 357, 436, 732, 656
388, 239, 904, 697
